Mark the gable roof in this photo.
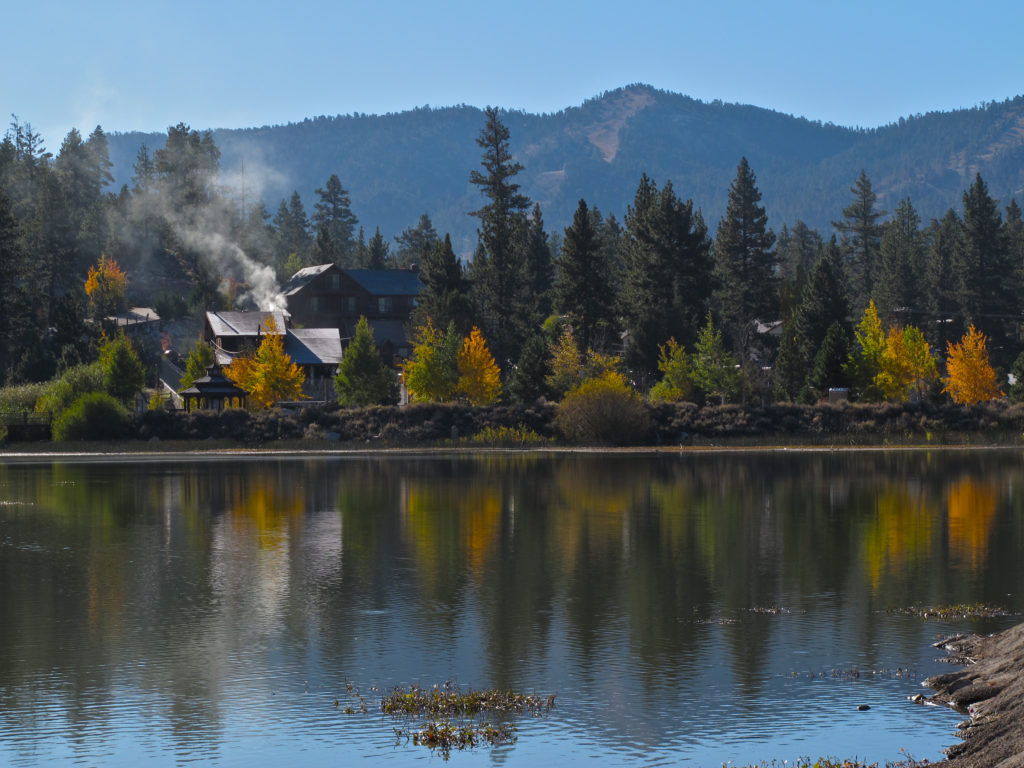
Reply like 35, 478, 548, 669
287, 328, 343, 365
206, 310, 288, 337
280, 263, 338, 297
346, 269, 422, 296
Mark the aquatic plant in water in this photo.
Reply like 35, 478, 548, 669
341, 681, 555, 759
885, 603, 1012, 620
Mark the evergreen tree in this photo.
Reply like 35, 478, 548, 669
833, 170, 885, 311
956, 174, 1015, 365
98, 331, 147, 404
393, 213, 439, 268
874, 198, 925, 324
413, 234, 473, 334
335, 316, 399, 406
366, 226, 391, 269
524, 204, 555, 322
712, 157, 777, 357
274, 191, 312, 270
553, 199, 616, 355
312, 174, 358, 266
690, 313, 741, 404
621, 175, 713, 376
0, 189, 24, 380
924, 209, 963, 351
507, 333, 552, 404
807, 321, 852, 397
468, 106, 532, 369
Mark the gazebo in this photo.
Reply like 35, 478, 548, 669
179, 364, 248, 412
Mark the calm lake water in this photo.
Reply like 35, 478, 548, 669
1, 449, 1023, 767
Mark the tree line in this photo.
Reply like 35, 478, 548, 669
2, 109, 1023, 415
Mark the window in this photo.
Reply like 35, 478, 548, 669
377, 297, 393, 313
344, 296, 357, 314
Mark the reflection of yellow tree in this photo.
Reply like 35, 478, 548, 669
947, 478, 998, 568
861, 486, 935, 590
404, 480, 502, 594
228, 470, 305, 550
551, 464, 633, 567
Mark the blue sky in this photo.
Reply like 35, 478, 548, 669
5, 0, 1024, 151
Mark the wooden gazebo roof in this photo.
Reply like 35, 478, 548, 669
179, 364, 248, 411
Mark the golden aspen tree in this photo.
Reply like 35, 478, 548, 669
84, 254, 127, 320
457, 327, 502, 405
224, 315, 306, 408
875, 325, 937, 402
943, 325, 1003, 404
402, 319, 460, 402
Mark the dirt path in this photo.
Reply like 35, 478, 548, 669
924, 622, 1024, 767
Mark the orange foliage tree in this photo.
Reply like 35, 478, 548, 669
457, 327, 502, 405
943, 325, 1003, 404
224, 316, 306, 408
84, 254, 127, 320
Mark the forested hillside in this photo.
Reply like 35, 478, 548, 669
105, 84, 1024, 251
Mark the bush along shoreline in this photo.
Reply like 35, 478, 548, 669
114, 399, 1024, 447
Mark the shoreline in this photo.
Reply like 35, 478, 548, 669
1, 441, 1023, 462
924, 622, 1024, 766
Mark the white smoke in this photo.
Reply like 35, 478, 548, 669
175, 226, 288, 312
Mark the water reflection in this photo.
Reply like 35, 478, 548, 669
1, 450, 1023, 766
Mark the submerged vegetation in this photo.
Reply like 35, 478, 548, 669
339, 682, 555, 759
886, 603, 1013, 620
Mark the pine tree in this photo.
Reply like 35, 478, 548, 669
335, 316, 398, 406
507, 333, 552, 404
553, 199, 616, 355
957, 174, 1014, 365
924, 209, 962, 351
691, 313, 741, 404
312, 174, 358, 266
621, 175, 712, 375
807, 322, 852, 397
366, 226, 391, 269
874, 198, 925, 324
412, 234, 473, 334
523, 204, 554, 323
833, 170, 885, 311
468, 106, 532, 369
393, 213, 439, 268
712, 157, 777, 356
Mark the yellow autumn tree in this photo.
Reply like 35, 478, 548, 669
84, 254, 127, 320
943, 325, 1003, 404
402, 319, 460, 403
224, 315, 306, 408
457, 327, 502, 405
875, 325, 937, 402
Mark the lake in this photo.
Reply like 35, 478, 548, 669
1, 449, 1022, 766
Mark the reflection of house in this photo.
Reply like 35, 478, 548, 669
203, 311, 343, 401
280, 264, 421, 361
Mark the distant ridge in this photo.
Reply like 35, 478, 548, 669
105, 84, 1024, 250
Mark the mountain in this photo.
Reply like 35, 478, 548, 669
105, 84, 1024, 252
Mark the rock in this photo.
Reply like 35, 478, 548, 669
857, 704, 870, 711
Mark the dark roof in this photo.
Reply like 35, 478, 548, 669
286, 328, 343, 366
280, 264, 337, 297
206, 310, 288, 337
346, 269, 422, 296
179, 365, 248, 398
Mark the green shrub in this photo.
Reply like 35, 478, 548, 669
554, 374, 651, 445
0, 382, 50, 412
35, 363, 105, 416
470, 425, 549, 446
52, 392, 133, 441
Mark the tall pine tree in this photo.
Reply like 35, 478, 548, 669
468, 107, 532, 369
833, 170, 885, 311
712, 157, 777, 357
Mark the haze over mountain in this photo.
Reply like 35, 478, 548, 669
105, 84, 1024, 253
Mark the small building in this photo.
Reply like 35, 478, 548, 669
203, 310, 343, 402
179, 364, 248, 412
280, 264, 421, 361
